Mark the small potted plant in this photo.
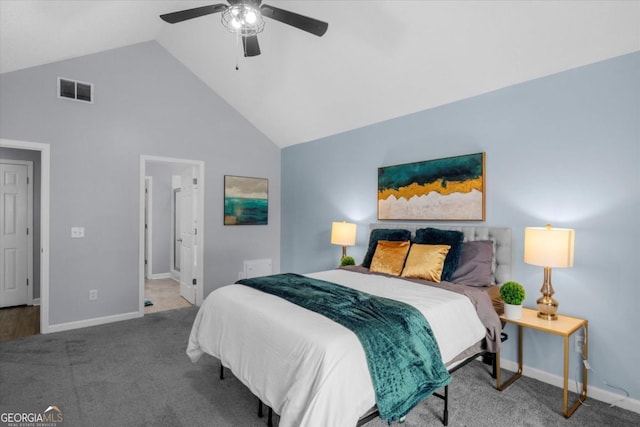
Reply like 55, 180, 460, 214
500, 281, 526, 320
340, 256, 355, 267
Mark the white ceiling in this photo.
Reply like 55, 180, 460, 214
1, 1, 639, 147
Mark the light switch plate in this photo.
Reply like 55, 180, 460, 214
71, 227, 85, 238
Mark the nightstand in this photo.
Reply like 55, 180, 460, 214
495, 307, 588, 418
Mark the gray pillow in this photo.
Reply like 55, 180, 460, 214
449, 240, 493, 286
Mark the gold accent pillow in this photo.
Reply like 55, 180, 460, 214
369, 240, 411, 276
401, 244, 451, 282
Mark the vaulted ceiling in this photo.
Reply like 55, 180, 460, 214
1, 1, 638, 147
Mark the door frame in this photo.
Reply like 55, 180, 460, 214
0, 159, 34, 306
0, 138, 50, 333
139, 155, 204, 314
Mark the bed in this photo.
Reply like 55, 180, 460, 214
187, 224, 512, 427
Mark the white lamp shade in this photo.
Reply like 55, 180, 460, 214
524, 226, 575, 268
331, 221, 357, 246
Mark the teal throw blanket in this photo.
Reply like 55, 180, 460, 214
237, 273, 451, 422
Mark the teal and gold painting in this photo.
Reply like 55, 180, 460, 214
378, 152, 485, 221
224, 175, 268, 225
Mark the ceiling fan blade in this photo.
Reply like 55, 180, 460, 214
160, 4, 228, 24
242, 35, 261, 57
260, 4, 328, 37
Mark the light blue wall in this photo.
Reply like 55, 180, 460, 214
0, 41, 281, 325
282, 52, 640, 401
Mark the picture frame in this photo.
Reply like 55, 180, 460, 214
377, 152, 485, 221
224, 175, 269, 225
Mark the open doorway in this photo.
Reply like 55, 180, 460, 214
0, 139, 50, 336
139, 156, 204, 315
0, 158, 34, 308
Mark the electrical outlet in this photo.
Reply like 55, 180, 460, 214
89, 289, 98, 301
575, 335, 584, 354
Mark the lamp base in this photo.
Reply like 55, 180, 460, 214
537, 295, 558, 320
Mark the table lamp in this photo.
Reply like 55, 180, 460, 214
331, 221, 357, 260
524, 224, 575, 320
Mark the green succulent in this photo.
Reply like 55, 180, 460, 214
340, 256, 355, 267
500, 281, 526, 305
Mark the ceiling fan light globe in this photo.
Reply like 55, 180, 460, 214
221, 4, 264, 35
245, 11, 257, 24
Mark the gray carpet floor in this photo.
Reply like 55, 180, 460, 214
1, 306, 638, 427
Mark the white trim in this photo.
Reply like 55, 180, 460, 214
0, 158, 33, 306
500, 358, 640, 414
150, 272, 172, 280
33, 298, 41, 306
0, 139, 50, 334
139, 155, 205, 316
46, 311, 141, 334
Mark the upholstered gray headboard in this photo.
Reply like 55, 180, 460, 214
369, 224, 512, 285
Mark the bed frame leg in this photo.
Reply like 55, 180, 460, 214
443, 385, 449, 426
268, 407, 273, 427
492, 354, 497, 379
490, 332, 509, 379
258, 399, 263, 418
219, 364, 224, 380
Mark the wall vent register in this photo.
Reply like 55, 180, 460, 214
58, 77, 93, 103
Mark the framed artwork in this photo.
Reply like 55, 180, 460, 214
224, 175, 268, 225
377, 152, 485, 221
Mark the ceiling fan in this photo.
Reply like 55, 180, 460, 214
160, 0, 328, 57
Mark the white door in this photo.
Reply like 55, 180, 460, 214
0, 163, 29, 307
144, 177, 152, 279
179, 167, 197, 304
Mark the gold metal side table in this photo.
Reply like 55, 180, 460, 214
495, 307, 588, 418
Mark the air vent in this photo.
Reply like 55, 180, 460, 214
57, 77, 93, 103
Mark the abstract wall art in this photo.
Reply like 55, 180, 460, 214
377, 152, 485, 221
224, 175, 269, 225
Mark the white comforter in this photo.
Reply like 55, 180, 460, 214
186, 269, 486, 427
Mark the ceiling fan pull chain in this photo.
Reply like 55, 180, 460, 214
235, 31, 240, 71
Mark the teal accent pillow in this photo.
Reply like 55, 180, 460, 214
362, 229, 412, 268
414, 228, 464, 282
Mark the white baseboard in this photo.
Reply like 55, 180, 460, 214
500, 358, 640, 414
45, 311, 142, 334
32, 298, 41, 306
150, 272, 172, 280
